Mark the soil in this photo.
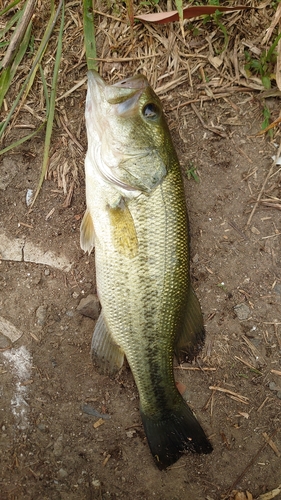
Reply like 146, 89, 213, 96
1, 6, 281, 500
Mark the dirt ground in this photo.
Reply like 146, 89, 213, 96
1, 2, 281, 500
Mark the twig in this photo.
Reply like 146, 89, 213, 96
228, 220, 249, 240
209, 385, 249, 403
261, 202, 281, 211
234, 355, 262, 374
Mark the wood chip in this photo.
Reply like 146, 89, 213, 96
93, 418, 105, 429
271, 369, 281, 376
103, 454, 111, 466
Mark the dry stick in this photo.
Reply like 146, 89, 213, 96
1, 0, 37, 69
261, 202, 281, 211
209, 386, 249, 402
228, 220, 249, 240
224, 430, 278, 498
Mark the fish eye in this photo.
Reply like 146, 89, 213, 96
142, 103, 159, 119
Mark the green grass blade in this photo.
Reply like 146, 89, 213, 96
266, 31, 281, 63
31, 0, 65, 206
39, 64, 50, 116
83, 0, 97, 70
175, 0, 183, 21
0, 0, 21, 16
0, 0, 62, 142
0, 122, 46, 156
0, 21, 32, 110
0, 68, 11, 115
0, 9, 21, 39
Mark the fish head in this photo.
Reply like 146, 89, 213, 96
85, 70, 174, 194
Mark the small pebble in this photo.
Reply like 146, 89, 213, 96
77, 294, 100, 320
37, 423, 47, 432
26, 189, 33, 207
53, 435, 64, 457
273, 283, 281, 296
192, 253, 199, 263
251, 226, 260, 235
57, 468, 68, 479
269, 382, 277, 391
250, 338, 260, 348
36, 305, 47, 326
234, 303, 251, 321
126, 430, 136, 438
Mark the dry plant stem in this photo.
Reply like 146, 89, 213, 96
1, 0, 37, 69
262, 2, 281, 45
261, 202, 281, 210
209, 386, 249, 402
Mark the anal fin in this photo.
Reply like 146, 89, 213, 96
80, 208, 95, 255
91, 312, 124, 376
175, 286, 205, 363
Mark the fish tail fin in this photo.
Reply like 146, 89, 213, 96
140, 399, 212, 470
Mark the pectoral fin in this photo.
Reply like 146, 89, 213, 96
80, 208, 95, 255
175, 286, 205, 363
91, 312, 124, 376
108, 201, 138, 258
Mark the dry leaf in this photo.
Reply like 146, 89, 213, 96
230, 491, 253, 500
135, 6, 249, 25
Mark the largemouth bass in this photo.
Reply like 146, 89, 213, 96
80, 70, 212, 469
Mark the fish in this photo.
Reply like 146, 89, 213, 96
80, 70, 213, 469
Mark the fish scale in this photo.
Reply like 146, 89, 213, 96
80, 70, 212, 468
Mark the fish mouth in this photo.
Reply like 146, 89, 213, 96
87, 70, 148, 107
113, 74, 149, 90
